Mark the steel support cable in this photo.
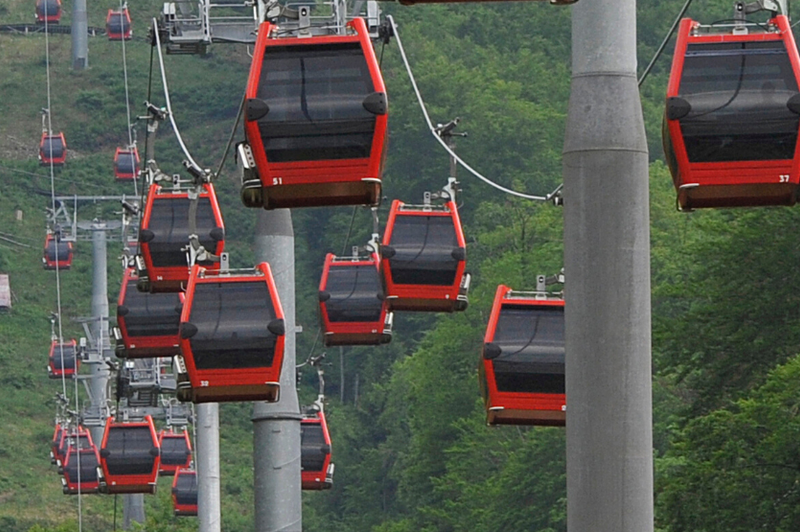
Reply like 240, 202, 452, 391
387, 16, 559, 202
214, 92, 246, 180
150, 18, 203, 173
43, 12, 82, 532
638, 0, 694, 87
118, 0, 138, 198
134, 45, 158, 262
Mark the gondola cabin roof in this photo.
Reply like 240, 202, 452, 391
663, 15, 800, 209
48, 339, 79, 379
106, 8, 132, 40
381, 199, 469, 312
43, 232, 73, 270
172, 469, 198, 516
113, 147, 139, 180
98, 416, 160, 494
158, 429, 192, 476
39, 132, 66, 166
480, 285, 565, 427
138, 183, 225, 293
178, 262, 286, 403
61, 444, 101, 494
319, 252, 392, 347
115, 268, 182, 358
301, 411, 333, 490
241, 17, 387, 209
35, 0, 61, 24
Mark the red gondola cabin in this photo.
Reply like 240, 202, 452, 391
35, 0, 61, 24
381, 199, 469, 312
241, 17, 387, 209
43, 233, 73, 270
98, 416, 161, 494
664, 15, 800, 209
48, 339, 79, 379
178, 262, 286, 403
158, 429, 192, 476
61, 441, 101, 494
480, 285, 565, 426
53, 426, 91, 468
319, 252, 392, 346
114, 268, 181, 358
138, 183, 225, 292
172, 469, 198, 516
51, 424, 65, 464
106, 8, 132, 40
39, 132, 67, 165
114, 147, 139, 180
301, 410, 334, 490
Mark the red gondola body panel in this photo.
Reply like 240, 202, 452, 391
53, 427, 91, 468
172, 469, 198, 516
106, 8, 132, 40
319, 252, 392, 346
664, 15, 800, 209
48, 339, 79, 379
243, 18, 387, 209
43, 233, 73, 270
381, 199, 469, 312
99, 416, 161, 494
51, 424, 65, 464
178, 262, 286, 403
479, 285, 565, 426
139, 183, 225, 292
301, 411, 333, 490
61, 441, 101, 494
114, 147, 139, 180
39, 132, 67, 165
35, 0, 61, 24
158, 429, 192, 476
115, 268, 181, 358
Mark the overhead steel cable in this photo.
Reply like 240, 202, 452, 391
638, 0, 694, 87
118, 0, 138, 198
42, 11, 83, 532
150, 18, 204, 174
387, 15, 561, 203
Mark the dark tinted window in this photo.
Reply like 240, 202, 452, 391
301, 422, 328, 472
103, 426, 157, 476
491, 304, 565, 394
324, 264, 383, 323
115, 151, 137, 175
41, 136, 64, 158
60, 434, 91, 456
144, 196, 220, 268
160, 436, 191, 465
37, 0, 59, 16
188, 281, 279, 370
121, 280, 181, 337
388, 215, 460, 286
678, 41, 799, 162
64, 449, 99, 483
50, 344, 76, 370
45, 240, 70, 262
256, 42, 376, 162
107, 13, 130, 33
174, 472, 198, 505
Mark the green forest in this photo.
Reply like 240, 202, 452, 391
1, 0, 799, 530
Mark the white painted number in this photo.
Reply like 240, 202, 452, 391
273, 177, 283, 185
200, 380, 209, 387
779, 174, 790, 183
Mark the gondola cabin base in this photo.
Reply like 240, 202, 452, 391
178, 263, 286, 403
241, 18, 387, 209
480, 285, 565, 427
663, 15, 800, 209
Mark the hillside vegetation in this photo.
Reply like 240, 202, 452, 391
1, 0, 800, 531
